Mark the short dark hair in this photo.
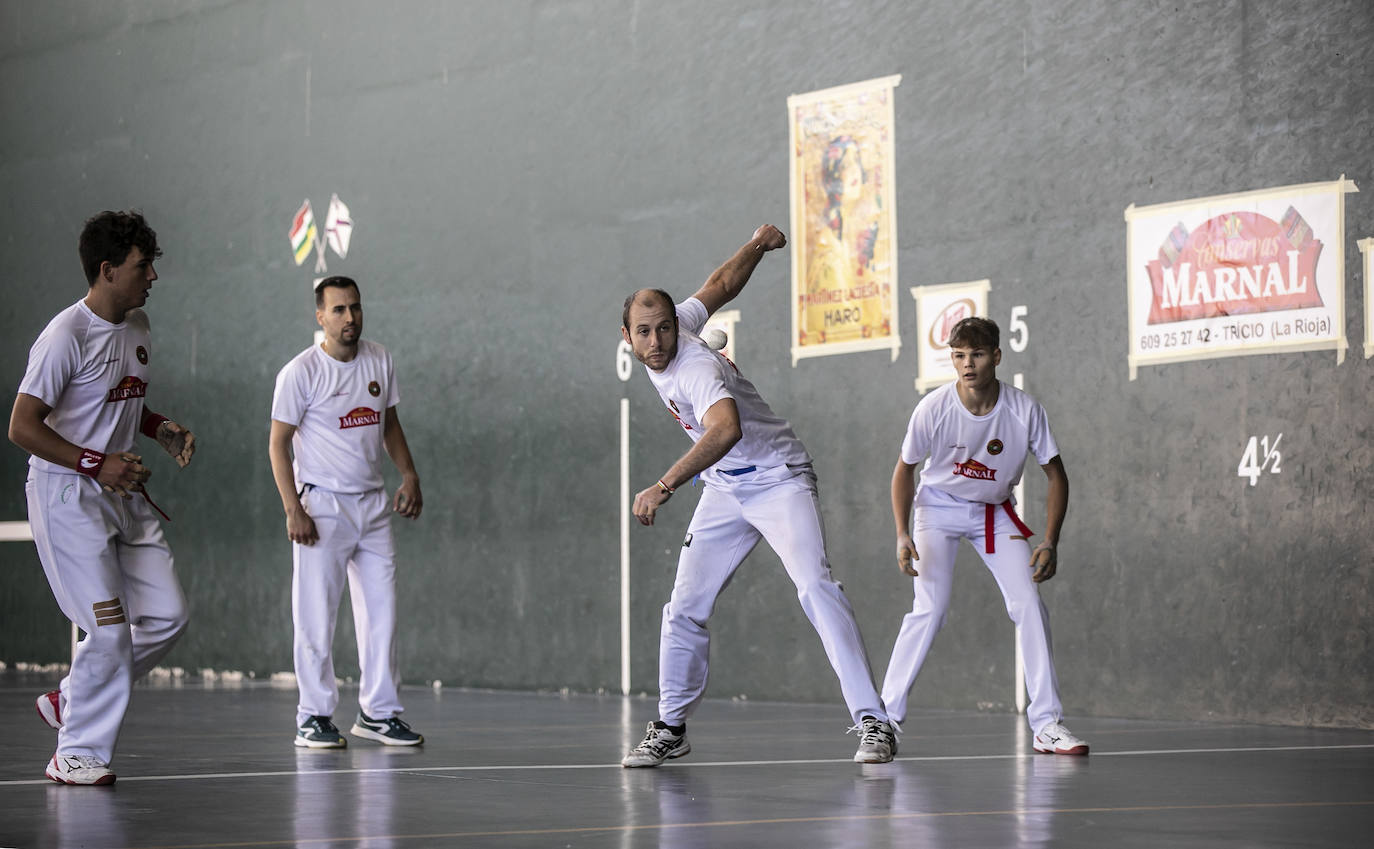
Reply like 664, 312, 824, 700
79, 210, 161, 284
621, 288, 676, 331
315, 275, 360, 307
947, 316, 999, 350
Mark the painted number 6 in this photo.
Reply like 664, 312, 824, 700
616, 340, 633, 382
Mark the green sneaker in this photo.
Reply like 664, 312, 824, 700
295, 715, 347, 749
351, 711, 424, 746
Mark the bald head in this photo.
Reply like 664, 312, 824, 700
622, 288, 675, 331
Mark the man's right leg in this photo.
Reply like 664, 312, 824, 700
624, 486, 757, 768
657, 485, 759, 726
27, 472, 132, 778
879, 520, 961, 724
291, 487, 353, 745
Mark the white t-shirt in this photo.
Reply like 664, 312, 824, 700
18, 300, 153, 474
644, 298, 811, 479
901, 380, 1059, 506
271, 339, 399, 493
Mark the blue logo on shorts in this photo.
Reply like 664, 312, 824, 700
61, 484, 75, 503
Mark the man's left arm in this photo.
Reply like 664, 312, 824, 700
689, 225, 787, 316
141, 409, 196, 468
1030, 455, 1068, 583
383, 406, 422, 518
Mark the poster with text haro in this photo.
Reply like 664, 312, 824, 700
1125, 178, 1357, 379
789, 75, 901, 366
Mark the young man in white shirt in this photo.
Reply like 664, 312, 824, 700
9, 210, 197, 785
882, 316, 1088, 755
619, 224, 896, 767
269, 276, 425, 749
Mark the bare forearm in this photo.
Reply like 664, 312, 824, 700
1043, 474, 1068, 546
10, 419, 82, 469
692, 226, 787, 314
268, 434, 302, 513
383, 422, 419, 481
891, 460, 916, 536
1040, 456, 1069, 545
704, 238, 769, 304
10, 396, 83, 469
660, 424, 740, 491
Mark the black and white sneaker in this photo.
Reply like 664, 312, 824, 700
46, 753, 115, 785
622, 720, 690, 768
1033, 721, 1089, 755
351, 711, 424, 746
295, 715, 348, 748
851, 715, 898, 763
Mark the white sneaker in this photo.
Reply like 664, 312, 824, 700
851, 716, 898, 763
46, 753, 116, 786
36, 690, 62, 730
1033, 721, 1089, 755
622, 721, 690, 768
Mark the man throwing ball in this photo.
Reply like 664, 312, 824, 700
619, 224, 896, 767
881, 316, 1088, 755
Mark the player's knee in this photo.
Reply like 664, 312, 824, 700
1004, 598, 1043, 625
83, 627, 135, 678
663, 600, 711, 632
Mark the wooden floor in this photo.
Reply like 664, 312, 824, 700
1, 673, 1371, 848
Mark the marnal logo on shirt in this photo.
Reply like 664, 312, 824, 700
106, 376, 147, 403
953, 459, 997, 481
667, 399, 693, 431
338, 406, 381, 429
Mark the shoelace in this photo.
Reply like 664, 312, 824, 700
637, 727, 678, 755
312, 718, 340, 735
65, 754, 108, 770
848, 718, 903, 744
382, 717, 412, 733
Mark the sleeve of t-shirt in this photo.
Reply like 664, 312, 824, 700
676, 298, 710, 335
1027, 400, 1060, 465
899, 400, 933, 466
679, 355, 732, 420
270, 359, 308, 426
18, 322, 80, 408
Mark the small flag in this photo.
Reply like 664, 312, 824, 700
325, 194, 353, 258
289, 201, 316, 266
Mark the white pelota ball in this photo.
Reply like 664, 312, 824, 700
702, 328, 728, 351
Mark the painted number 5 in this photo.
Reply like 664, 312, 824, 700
1008, 305, 1029, 353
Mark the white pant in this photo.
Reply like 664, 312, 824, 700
881, 500, 1063, 734
26, 470, 189, 764
657, 465, 885, 726
292, 486, 403, 726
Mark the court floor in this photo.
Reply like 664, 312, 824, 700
1, 673, 1371, 848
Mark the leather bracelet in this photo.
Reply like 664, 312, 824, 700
141, 412, 169, 440
77, 448, 106, 479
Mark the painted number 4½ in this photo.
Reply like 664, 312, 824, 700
1237, 433, 1282, 486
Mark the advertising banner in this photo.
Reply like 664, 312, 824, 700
1125, 178, 1356, 379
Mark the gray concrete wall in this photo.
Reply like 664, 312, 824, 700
1, 0, 1370, 728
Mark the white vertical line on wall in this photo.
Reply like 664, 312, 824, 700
1013, 372, 1027, 715
620, 398, 631, 696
